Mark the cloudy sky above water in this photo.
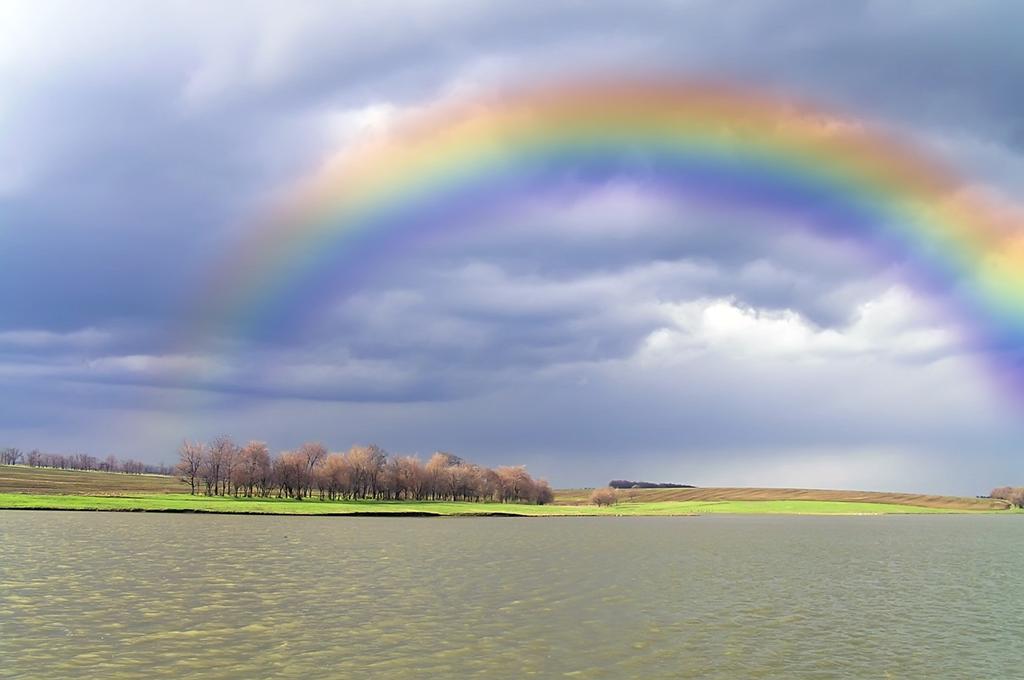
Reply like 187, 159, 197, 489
3, 1, 1024, 492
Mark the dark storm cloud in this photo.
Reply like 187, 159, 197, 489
2, 0, 1023, 491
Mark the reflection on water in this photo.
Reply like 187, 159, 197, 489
2, 512, 1023, 678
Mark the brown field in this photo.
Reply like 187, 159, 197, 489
553, 486, 1010, 511
0, 465, 187, 495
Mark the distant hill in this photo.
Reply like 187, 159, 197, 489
609, 480, 696, 489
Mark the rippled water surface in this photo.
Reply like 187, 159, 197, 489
2, 512, 1023, 678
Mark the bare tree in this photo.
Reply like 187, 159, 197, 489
67, 453, 97, 470
318, 453, 353, 500
202, 435, 238, 496
991, 486, 1014, 501
990, 486, 1024, 507
425, 452, 451, 500
589, 487, 618, 507
534, 479, 554, 505
273, 451, 306, 499
396, 455, 425, 500
1, 447, 23, 465
296, 442, 328, 497
122, 459, 145, 475
496, 466, 532, 503
234, 441, 271, 497
1011, 488, 1024, 509
175, 441, 205, 495
221, 447, 239, 496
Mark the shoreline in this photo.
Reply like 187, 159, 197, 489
0, 493, 1014, 517
0, 505, 537, 517
0, 505, 1010, 517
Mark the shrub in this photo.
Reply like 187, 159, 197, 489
589, 487, 618, 507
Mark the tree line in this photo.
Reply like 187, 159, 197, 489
175, 437, 554, 504
608, 480, 695, 489
0, 447, 169, 475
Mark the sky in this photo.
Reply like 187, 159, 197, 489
3, 0, 1024, 493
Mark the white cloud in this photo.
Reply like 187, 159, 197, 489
85, 354, 223, 381
637, 286, 958, 364
320, 103, 403, 148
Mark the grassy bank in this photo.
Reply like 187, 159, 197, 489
0, 465, 1013, 515
0, 491, 1007, 516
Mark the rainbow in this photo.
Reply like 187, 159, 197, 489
196, 78, 1024, 376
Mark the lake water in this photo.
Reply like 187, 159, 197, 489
2, 512, 1023, 678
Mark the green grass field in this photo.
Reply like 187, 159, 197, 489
0, 491, 1002, 516
0, 465, 1013, 515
